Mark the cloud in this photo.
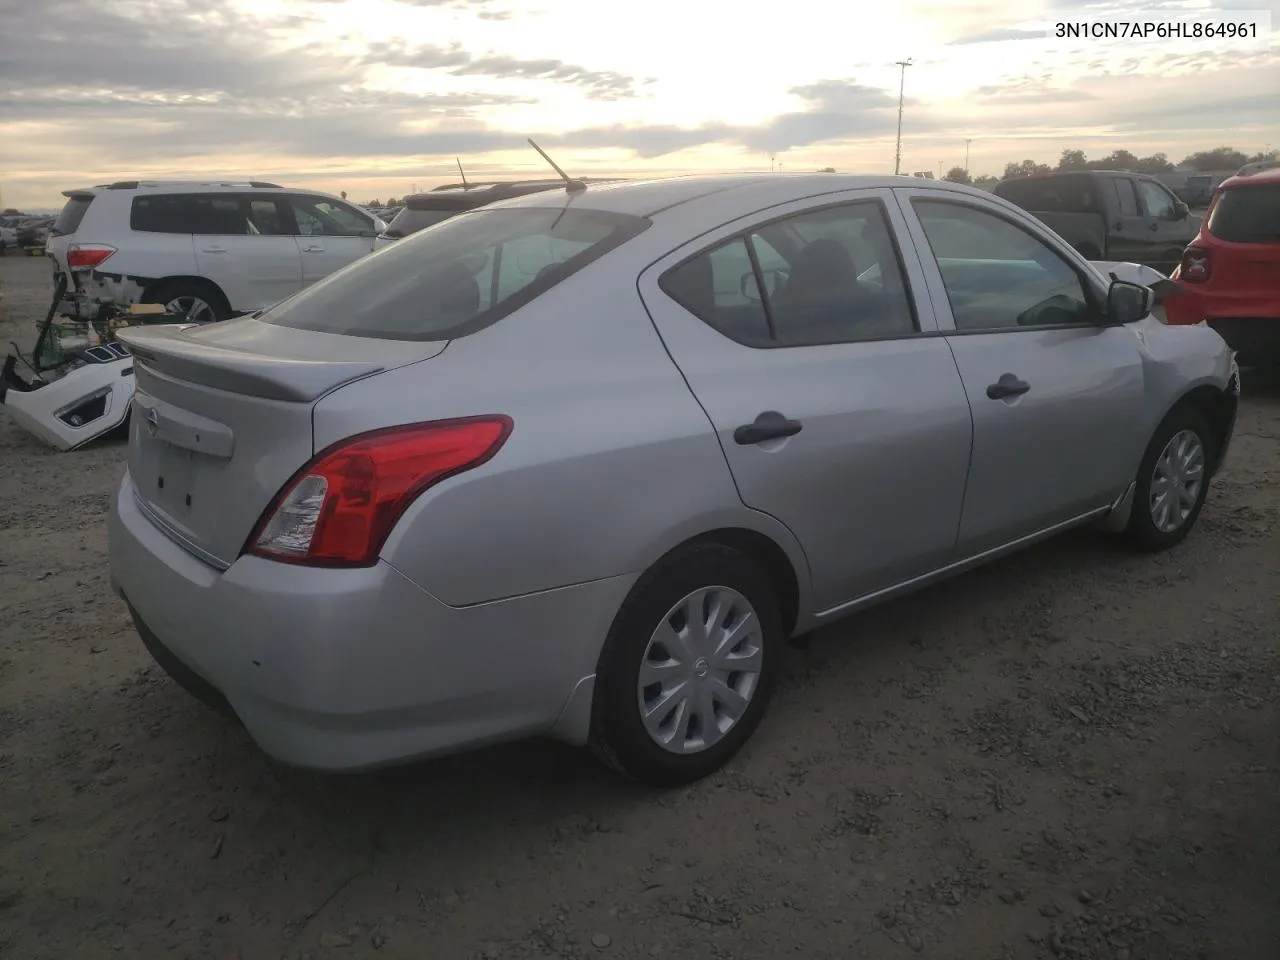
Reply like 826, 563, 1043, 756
364, 42, 644, 99
951, 27, 1045, 44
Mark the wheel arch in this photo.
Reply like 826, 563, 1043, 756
140, 275, 232, 313
631, 519, 810, 640
1165, 382, 1237, 475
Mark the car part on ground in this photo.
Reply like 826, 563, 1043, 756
107, 173, 1240, 786
1164, 167, 1280, 367
0, 276, 198, 450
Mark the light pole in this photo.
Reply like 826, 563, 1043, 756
893, 58, 913, 176
965, 138, 972, 172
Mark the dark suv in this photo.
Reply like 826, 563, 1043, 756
374, 178, 625, 249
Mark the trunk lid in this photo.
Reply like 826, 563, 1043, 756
118, 318, 447, 568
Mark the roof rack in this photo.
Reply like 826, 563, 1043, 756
103, 180, 283, 190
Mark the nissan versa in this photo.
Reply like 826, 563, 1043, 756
108, 175, 1239, 786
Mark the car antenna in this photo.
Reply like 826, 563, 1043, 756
527, 138, 587, 193
456, 157, 470, 190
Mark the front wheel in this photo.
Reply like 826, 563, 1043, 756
142, 281, 229, 324
589, 543, 782, 787
1126, 405, 1212, 551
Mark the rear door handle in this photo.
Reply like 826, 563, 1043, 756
302, 244, 324, 253
986, 374, 1031, 400
200, 245, 227, 254
734, 411, 803, 445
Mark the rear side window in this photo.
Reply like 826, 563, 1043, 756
51, 195, 95, 236
261, 207, 650, 341
132, 194, 289, 235
1208, 185, 1280, 243
383, 207, 457, 238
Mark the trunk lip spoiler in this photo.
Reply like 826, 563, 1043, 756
118, 325, 389, 403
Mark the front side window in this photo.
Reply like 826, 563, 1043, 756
261, 207, 649, 341
290, 197, 375, 237
913, 200, 1096, 332
661, 200, 917, 347
1137, 180, 1177, 220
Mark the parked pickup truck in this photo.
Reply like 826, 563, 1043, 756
993, 171, 1201, 275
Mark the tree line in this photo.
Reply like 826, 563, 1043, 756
940, 145, 1277, 185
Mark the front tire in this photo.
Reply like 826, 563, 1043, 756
1126, 405, 1212, 551
589, 543, 782, 787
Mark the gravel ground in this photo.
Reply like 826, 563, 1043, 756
1, 253, 1278, 960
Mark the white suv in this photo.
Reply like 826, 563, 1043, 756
46, 181, 387, 323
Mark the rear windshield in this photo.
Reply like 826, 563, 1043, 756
261, 207, 650, 341
1208, 185, 1280, 243
382, 206, 457, 239
51, 195, 95, 237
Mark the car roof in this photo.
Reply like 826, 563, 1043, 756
480, 173, 978, 218
1219, 166, 1280, 190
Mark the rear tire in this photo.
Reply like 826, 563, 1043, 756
589, 543, 782, 787
1125, 404, 1213, 552
142, 280, 230, 324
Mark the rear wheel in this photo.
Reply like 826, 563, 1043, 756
589, 543, 782, 787
1126, 405, 1212, 551
142, 280, 229, 324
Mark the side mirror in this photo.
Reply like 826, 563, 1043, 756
1106, 279, 1153, 325
1174, 199, 1190, 220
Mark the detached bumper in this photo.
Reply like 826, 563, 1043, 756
1, 352, 134, 451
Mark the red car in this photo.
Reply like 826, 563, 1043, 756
1164, 167, 1280, 368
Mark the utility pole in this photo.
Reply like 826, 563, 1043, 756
893, 58, 913, 176
965, 138, 972, 172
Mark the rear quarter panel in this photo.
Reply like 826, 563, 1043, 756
311, 264, 812, 610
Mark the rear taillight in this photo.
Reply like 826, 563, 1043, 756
66, 244, 117, 271
246, 416, 513, 567
1178, 247, 1211, 283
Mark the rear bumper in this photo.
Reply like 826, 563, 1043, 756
1163, 287, 1280, 364
108, 473, 633, 771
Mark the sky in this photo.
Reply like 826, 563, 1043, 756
0, 0, 1277, 209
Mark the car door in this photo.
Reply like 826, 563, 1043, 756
287, 195, 379, 285
1102, 175, 1150, 264
899, 190, 1148, 556
1134, 177, 1193, 273
638, 191, 974, 613
188, 194, 303, 312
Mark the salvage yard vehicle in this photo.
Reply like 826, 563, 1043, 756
993, 170, 1200, 274
108, 174, 1239, 786
44, 180, 387, 324
1164, 167, 1280, 369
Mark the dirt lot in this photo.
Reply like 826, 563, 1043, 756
1, 253, 1278, 960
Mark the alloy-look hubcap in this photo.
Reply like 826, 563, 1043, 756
1149, 428, 1205, 534
165, 295, 215, 324
637, 586, 764, 755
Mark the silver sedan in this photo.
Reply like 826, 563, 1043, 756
108, 174, 1240, 786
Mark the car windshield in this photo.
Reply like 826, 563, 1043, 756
261, 207, 649, 341
1208, 184, 1280, 243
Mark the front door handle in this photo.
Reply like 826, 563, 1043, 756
302, 244, 324, 253
734, 411, 803, 445
200, 245, 227, 254
986, 374, 1031, 400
